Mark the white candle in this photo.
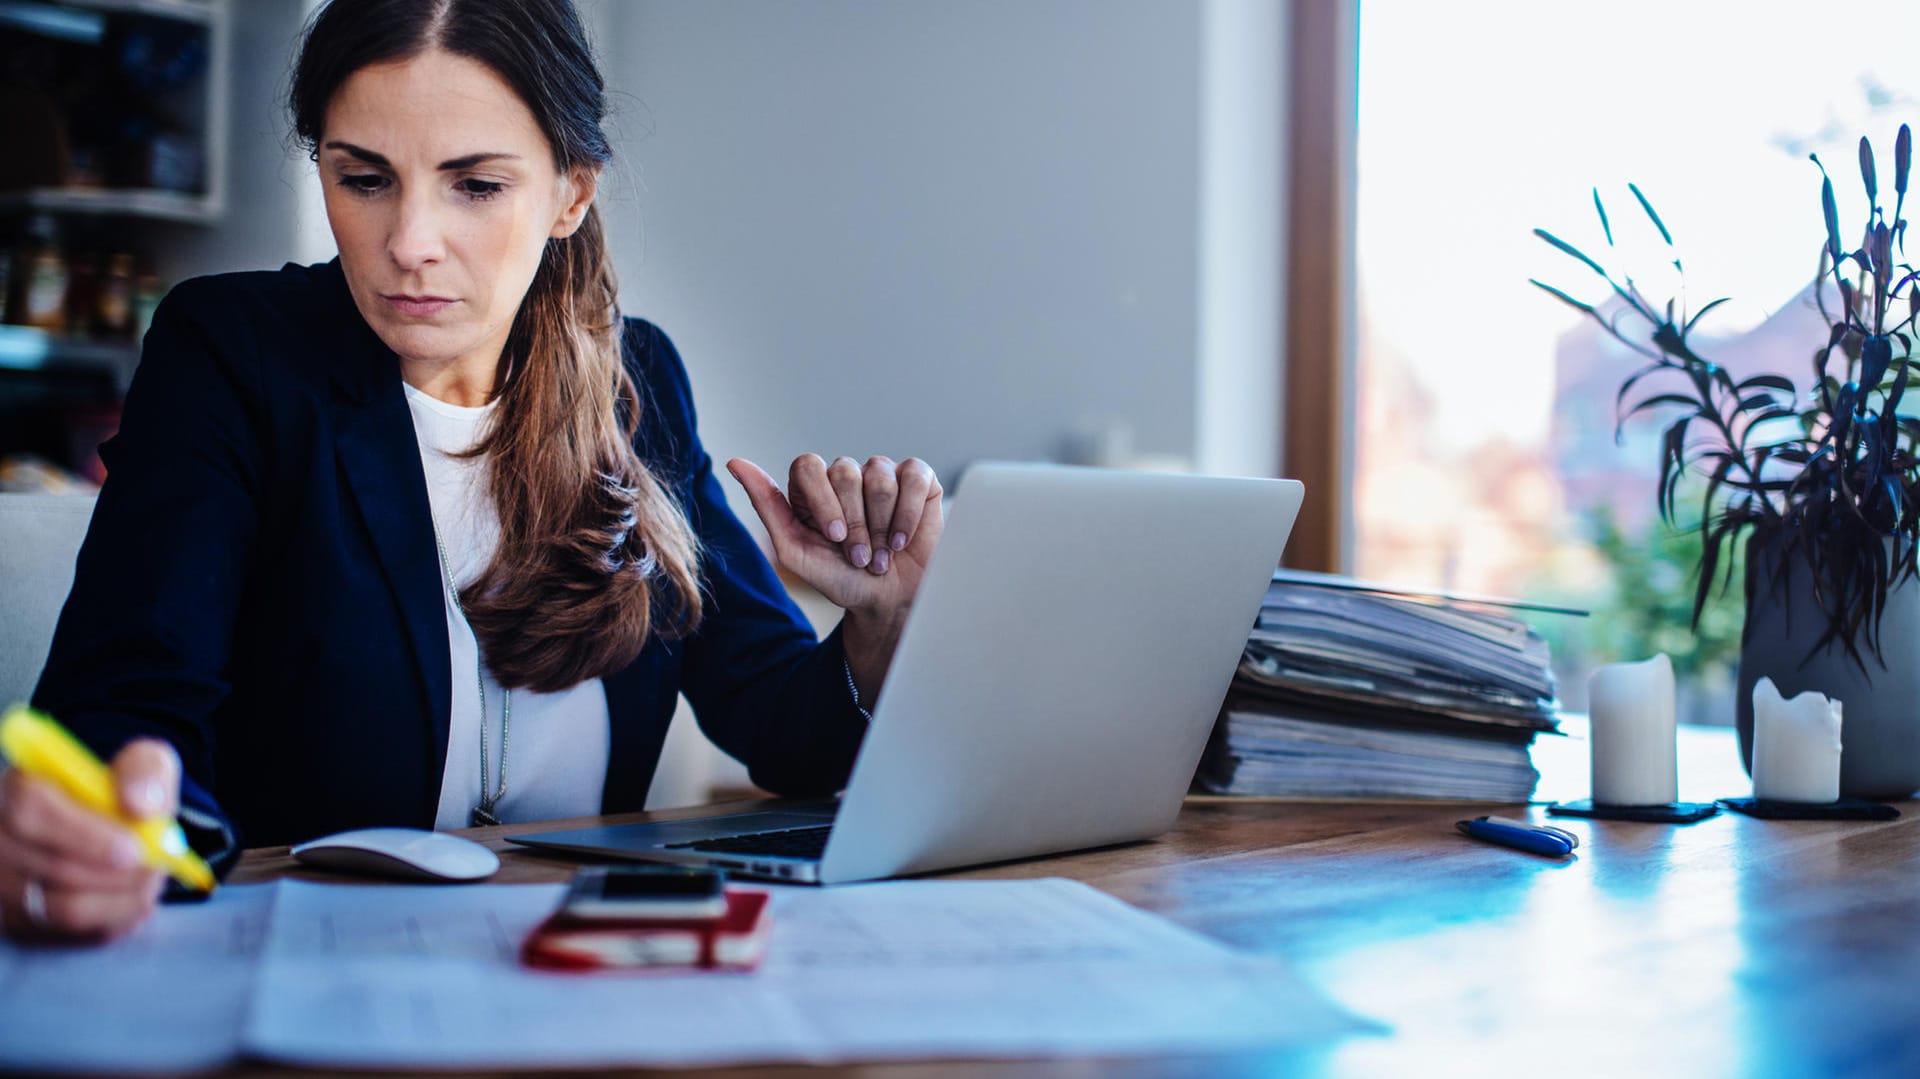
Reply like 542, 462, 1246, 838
1751, 677, 1843, 803
1588, 654, 1679, 806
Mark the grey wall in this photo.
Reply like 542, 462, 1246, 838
592, 0, 1209, 499
163, 1, 1290, 493
1197, 0, 1285, 479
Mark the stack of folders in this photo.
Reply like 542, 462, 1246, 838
1192, 570, 1564, 802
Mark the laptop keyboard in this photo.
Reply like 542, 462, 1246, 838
666, 823, 834, 859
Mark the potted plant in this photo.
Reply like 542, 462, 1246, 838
1532, 126, 1920, 799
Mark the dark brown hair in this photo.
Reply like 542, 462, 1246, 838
290, 0, 702, 692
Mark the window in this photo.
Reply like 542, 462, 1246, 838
1352, 0, 1920, 712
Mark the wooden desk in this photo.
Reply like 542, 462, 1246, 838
227, 726, 1920, 1078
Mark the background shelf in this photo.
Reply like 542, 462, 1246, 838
22, 0, 213, 25
0, 187, 221, 224
0, 324, 140, 392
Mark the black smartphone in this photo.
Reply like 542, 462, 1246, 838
558, 864, 728, 921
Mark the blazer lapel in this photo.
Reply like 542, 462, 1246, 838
323, 263, 453, 804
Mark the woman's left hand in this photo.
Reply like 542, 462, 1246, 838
726, 455, 943, 616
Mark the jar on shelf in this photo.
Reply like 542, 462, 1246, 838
95, 253, 136, 338
66, 253, 99, 338
132, 274, 166, 343
8, 216, 68, 333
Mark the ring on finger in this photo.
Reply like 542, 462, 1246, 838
21, 877, 47, 928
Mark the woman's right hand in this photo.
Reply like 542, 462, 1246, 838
0, 738, 179, 943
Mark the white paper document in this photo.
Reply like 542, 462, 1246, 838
0, 883, 272, 1074
0, 877, 1363, 1071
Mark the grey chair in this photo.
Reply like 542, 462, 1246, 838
0, 493, 96, 707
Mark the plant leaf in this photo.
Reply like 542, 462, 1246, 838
1684, 296, 1733, 336
1736, 373, 1798, 396
1629, 182, 1674, 246
1659, 416, 1692, 522
1621, 393, 1704, 424
1861, 135, 1879, 204
1863, 334, 1894, 394
1815, 155, 1844, 267
1534, 229, 1612, 281
1899, 123, 1912, 198
1593, 188, 1614, 246
1708, 363, 1740, 401
1614, 362, 1680, 422
1693, 515, 1742, 630
1529, 278, 1595, 315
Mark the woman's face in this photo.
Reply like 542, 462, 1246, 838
319, 48, 596, 378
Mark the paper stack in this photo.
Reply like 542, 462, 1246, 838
1192, 570, 1563, 802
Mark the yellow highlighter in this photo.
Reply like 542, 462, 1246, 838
0, 705, 216, 893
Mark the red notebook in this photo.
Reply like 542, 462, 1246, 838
521, 889, 772, 972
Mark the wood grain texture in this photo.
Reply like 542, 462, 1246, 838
220, 727, 1920, 1078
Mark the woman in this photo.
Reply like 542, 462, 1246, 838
0, 0, 938, 942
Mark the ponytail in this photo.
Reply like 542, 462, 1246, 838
460, 204, 703, 692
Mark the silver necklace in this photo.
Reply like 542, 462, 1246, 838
430, 519, 511, 827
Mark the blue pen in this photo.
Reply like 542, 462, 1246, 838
1455, 815, 1577, 858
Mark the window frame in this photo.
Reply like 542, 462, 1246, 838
1280, 0, 1359, 574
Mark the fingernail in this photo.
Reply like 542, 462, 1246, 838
852, 544, 871, 568
874, 548, 890, 573
134, 779, 166, 816
113, 834, 144, 868
892, 532, 907, 551
827, 520, 848, 542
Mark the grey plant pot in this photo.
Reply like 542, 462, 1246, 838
1735, 543, 1920, 800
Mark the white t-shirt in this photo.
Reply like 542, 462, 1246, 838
404, 383, 611, 829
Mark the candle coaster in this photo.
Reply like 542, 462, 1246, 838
1715, 797, 1902, 821
1547, 799, 1719, 823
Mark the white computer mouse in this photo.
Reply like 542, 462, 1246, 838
290, 827, 501, 883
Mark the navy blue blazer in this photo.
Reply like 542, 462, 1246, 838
32, 258, 868, 861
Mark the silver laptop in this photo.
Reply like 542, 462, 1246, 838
508, 462, 1303, 884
